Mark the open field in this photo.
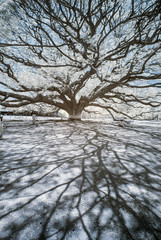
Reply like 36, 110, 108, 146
0, 119, 161, 240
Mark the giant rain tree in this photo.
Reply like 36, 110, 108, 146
0, 0, 161, 119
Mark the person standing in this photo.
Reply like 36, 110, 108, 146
32, 113, 37, 125
0, 114, 3, 138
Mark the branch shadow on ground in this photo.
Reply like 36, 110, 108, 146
0, 120, 161, 240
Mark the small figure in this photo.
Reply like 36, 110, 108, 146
0, 114, 3, 122
32, 113, 37, 125
0, 115, 3, 138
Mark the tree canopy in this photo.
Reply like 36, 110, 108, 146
0, 0, 161, 119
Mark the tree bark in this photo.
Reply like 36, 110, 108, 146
67, 107, 82, 120
68, 114, 82, 120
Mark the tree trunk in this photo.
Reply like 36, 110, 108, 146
68, 108, 82, 120
68, 114, 82, 120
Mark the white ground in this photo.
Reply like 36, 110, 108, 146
0, 118, 161, 240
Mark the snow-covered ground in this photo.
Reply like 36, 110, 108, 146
0, 118, 161, 240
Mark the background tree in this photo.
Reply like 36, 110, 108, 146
0, 0, 161, 120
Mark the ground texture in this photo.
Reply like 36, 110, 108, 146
0, 119, 161, 240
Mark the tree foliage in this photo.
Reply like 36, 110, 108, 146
0, 0, 161, 119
